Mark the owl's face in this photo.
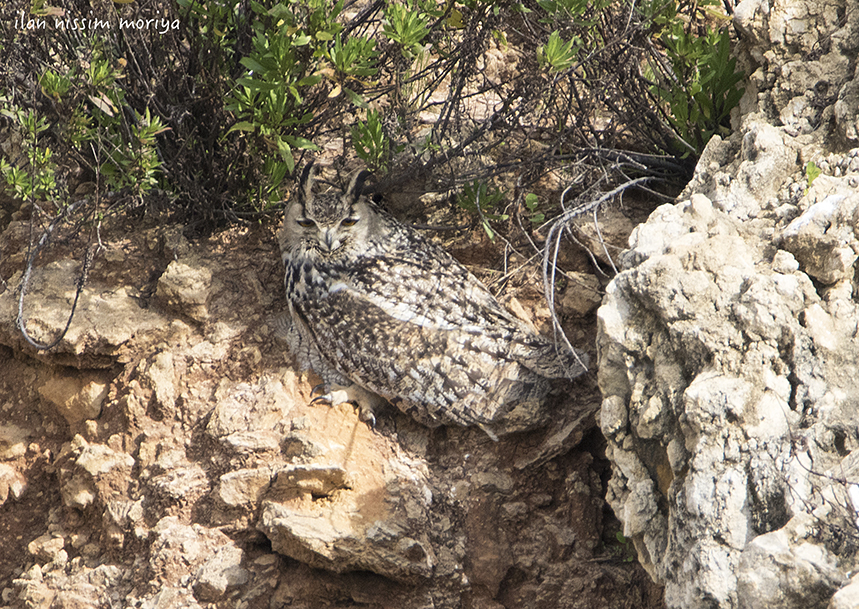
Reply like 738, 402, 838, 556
280, 164, 378, 262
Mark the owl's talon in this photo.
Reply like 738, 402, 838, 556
308, 383, 383, 427
358, 407, 377, 427
310, 387, 352, 407
310, 383, 327, 397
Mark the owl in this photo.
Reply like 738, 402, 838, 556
278, 163, 589, 439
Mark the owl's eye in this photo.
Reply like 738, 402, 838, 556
296, 218, 315, 228
340, 217, 359, 227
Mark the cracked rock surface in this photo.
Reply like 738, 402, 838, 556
0, 208, 658, 608
597, 0, 859, 607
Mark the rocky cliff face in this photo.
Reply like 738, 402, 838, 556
597, 0, 859, 607
4, 0, 856, 607
0, 206, 659, 607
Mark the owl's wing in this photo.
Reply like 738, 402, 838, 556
351, 248, 589, 379
293, 244, 586, 428
350, 246, 529, 333
297, 284, 551, 428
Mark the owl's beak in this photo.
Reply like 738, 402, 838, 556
322, 228, 341, 252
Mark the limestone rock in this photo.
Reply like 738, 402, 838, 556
59, 436, 135, 510
193, 544, 250, 601
13, 563, 126, 609
600, 167, 859, 607
140, 587, 203, 609
206, 376, 298, 454
776, 181, 859, 285
145, 351, 177, 413
737, 528, 845, 609
216, 467, 273, 507
257, 407, 436, 581
75, 440, 135, 477
37, 370, 110, 425
0, 255, 168, 366
27, 533, 66, 564
0, 422, 30, 460
598, 4, 859, 602
830, 576, 859, 609
835, 70, 859, 144
149, 517, 244, 590
155, 257, 222, 323
0, 463, 26, 505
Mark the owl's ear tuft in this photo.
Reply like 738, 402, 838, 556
345, 169, 371, 204
297, 163, 316, 205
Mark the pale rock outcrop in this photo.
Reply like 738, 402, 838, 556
37, 370, 110, 425
0, 257, 169, 367
0, 463, 26, 505
600, 149, 859, 609
597, 0, 859, 607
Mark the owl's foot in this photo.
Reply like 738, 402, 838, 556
310, 383, 385, 427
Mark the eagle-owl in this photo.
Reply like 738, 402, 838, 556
278, 163, 588, 439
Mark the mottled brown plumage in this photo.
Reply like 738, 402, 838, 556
278, 163, 588, 438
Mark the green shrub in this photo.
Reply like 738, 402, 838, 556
352, 110, 395, 173
0, 0, 745, 228
644, 0, 745, 155
458, 180, 507, 240
0, 101, 58, 204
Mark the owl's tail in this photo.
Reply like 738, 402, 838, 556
512, 337, 590, 380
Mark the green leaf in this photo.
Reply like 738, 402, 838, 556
249, 1, 267, 16
806, 161, 821, 185
283, 135, 319, 150
276, 137, 293, 161
240, 57, 267, 73
343, 87, 369, 108
236, 77, 276, 93
227, 121, 256, 134
540, 30, 579, 72
446, 8, 465, 28
297, 74, 323, 87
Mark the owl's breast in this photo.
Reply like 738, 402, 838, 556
285, 256, 351, 302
